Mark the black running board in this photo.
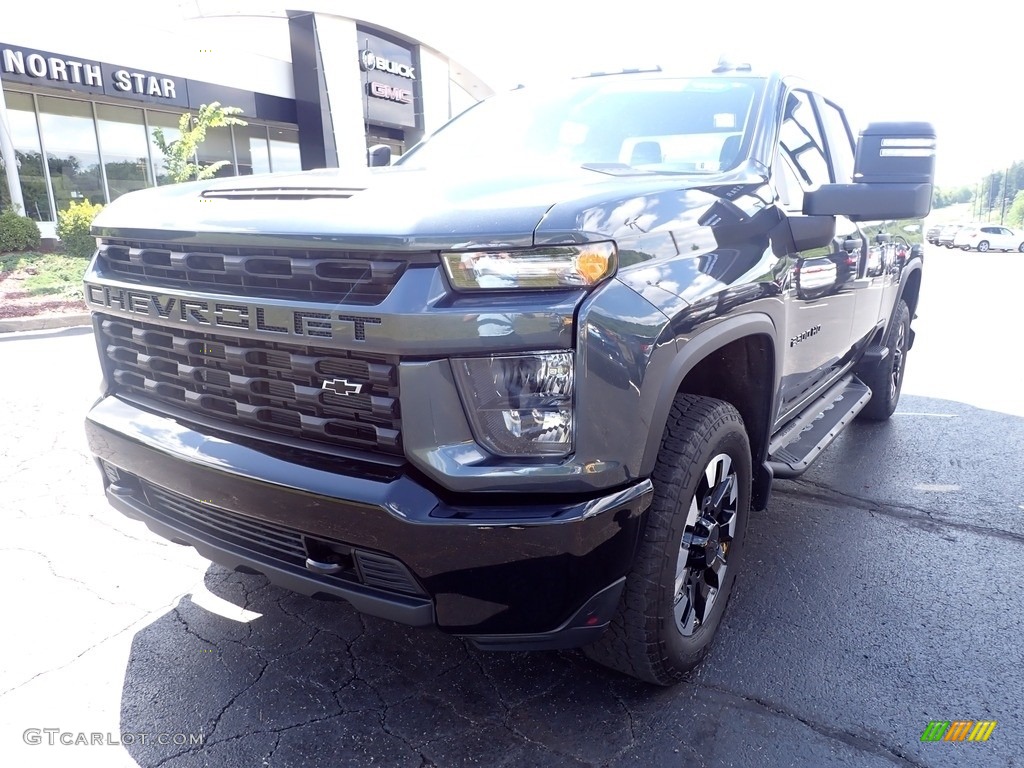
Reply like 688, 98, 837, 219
768, 375, 872, 479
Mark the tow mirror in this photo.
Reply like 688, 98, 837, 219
803, 122, 936, 221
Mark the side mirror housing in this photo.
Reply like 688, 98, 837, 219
803, 122, 936, 221
367, 144, 392, 167
788, 214, 836, 252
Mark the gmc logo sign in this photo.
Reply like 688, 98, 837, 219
368, 81, 413, 105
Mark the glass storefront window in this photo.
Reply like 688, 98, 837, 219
195, 125, 235, 178
146, 110, 182, 185
37, 96, 104, 211
1, 91, 51, 221
234, 124, 271, 176
96, 105, 152, 201
269, 128, 301, 172
3, 89, 299, 219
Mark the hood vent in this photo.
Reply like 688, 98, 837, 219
200, 187, 365, 201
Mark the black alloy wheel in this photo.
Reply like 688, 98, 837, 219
583, 395, 751, 685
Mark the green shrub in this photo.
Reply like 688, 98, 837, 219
0, 209, 42, 253
56, 200, 104, 258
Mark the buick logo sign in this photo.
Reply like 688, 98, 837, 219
358, 49, 416, 80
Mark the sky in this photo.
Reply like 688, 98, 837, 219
8, 0, 1023, 188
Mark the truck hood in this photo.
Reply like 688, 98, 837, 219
91, 164, 732, 251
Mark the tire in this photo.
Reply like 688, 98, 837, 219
1018, 242, 1024, 253
859, 299, 911, 421
583, 395, 751, 685
977, 241, 990, 252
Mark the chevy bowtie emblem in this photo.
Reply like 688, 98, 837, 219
322, 378, 363, 396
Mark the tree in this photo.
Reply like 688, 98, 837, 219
152, 102, 247, 184
1008, 190, 1024, 228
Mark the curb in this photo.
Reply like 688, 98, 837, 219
0, 312, 91, 334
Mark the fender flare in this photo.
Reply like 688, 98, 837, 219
639, 312, 779, 477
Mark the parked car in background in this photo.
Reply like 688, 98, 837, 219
937, 223, 967, 248
953, 225, 1024, 252
925, 224, 942, 245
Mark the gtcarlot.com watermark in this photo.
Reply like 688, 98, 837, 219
23, 728, 204, 747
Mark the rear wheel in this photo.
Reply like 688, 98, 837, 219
583, 395, 751, 685
859, 299, 911, 421
1018, 242, 1024, 253
978, 241, 990, 252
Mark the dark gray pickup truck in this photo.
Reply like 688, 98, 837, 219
83, 63, 935, 684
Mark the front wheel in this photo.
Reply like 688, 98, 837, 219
859, 299, 911, 421
583, 395, 751, 685
1018, 242, 1024, 253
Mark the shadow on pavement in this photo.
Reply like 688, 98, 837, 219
117, 394, 1022, 767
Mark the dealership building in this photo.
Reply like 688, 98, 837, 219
0, 2, 492, 238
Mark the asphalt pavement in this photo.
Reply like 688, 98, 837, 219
0, 248, 1020, 767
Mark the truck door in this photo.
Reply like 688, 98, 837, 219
774, 89, 858, 418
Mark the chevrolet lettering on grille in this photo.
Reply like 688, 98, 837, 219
84, 283, 382, 342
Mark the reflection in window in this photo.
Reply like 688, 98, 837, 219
779, 91, 830, 189
37, 96, 104, 211
1, 91, 51, 221
234, 124, 270, 176
96, 105, 152, 201
269, 128, 301, 172
195, 125, 235, 178
147, 111, 182, 185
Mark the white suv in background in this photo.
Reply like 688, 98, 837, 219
954, 225, 1024, 252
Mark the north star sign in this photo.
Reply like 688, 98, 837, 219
0, 43, 187, 106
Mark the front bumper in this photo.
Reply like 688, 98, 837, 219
85, 396, 653, 647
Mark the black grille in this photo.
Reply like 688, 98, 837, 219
146, 483, 308, 562
96, 239, 416, 305
99, 315, 402, 455
141, 481, 422, 595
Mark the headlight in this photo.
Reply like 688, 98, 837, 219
452, 352, 574, 457
442, 243, 616, 291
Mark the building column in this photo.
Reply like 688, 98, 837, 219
0, 74, 26, 214
287, 12, 366, 171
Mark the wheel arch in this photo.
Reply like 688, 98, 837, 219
640, 314, 778, 509
897, 262, 923, 324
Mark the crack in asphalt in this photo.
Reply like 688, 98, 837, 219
1, 546, 146, 611
603, 691, 641, 766
200, 660, 271, 749
778, 479, 1024, 546
461, 650, 587, 766
690, 681, 931, 768
0, 612, 149, 697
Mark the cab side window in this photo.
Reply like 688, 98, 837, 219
775, 90, 831, 212
817, 99, 855, 184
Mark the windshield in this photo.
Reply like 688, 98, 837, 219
398, 76, 764, 175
